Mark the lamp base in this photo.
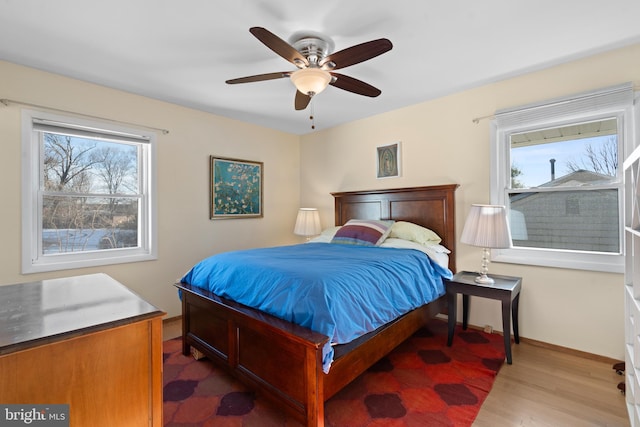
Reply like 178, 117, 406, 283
475, 247, 495, 284
474, 273, 495, 284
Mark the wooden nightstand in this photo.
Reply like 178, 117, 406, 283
445, 270, 522, 364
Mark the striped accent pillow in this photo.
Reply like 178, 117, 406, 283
331, 219, 395, 246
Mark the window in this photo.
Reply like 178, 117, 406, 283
490, 83, 635, 273
22, 109, 157, 273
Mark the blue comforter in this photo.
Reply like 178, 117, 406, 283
180, 243, 452, 372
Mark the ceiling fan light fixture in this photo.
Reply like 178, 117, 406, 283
290, 68, 331, 96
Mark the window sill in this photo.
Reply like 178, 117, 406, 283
22, 252, 157, 274
492, 247, 624, 274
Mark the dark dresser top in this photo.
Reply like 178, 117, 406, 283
0, 273, 164, 355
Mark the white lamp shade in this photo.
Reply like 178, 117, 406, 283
461, 204, 512, 249
294, 208, 321, 237
290, 68, 331, 95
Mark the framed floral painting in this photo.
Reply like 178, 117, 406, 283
210, 156, 263, 219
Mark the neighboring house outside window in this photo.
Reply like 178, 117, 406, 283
490, 83, 635, 273
510, 170, 619, 253
21, 109, 157, 273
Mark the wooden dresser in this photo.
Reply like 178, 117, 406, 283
0, 273, 165, 426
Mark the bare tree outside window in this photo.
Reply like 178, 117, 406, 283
42, 133, 140, 254
22, 109, 156, 273
565, 136, 617, 177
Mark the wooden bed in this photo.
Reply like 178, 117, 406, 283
175, 184, 458, 426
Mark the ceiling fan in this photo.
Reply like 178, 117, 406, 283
226, 27, 393, 111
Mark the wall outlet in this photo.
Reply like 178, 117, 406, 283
483, 325, 493, 334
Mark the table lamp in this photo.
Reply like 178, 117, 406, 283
294, 208, 321, 241
460, 204, 512, 284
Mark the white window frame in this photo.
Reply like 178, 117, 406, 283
490, 83, 635, 273
21, 109, 157, 273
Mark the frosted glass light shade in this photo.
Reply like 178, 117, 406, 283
294, 208, 321, 237
290, 68, 331, 95
461, 204, 512, 249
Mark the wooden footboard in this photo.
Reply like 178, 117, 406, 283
177, 282, 330, 426
177, 282, 446, 427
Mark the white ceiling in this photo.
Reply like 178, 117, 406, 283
1, 0, 639, 135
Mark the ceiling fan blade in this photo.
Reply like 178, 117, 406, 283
249, 27, 309, 67
329, 73, 382, 97
226, 72, 291, 84
295, 90, 312, 110
320, 38, 392, 70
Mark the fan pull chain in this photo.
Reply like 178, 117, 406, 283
309, 101, 316, 130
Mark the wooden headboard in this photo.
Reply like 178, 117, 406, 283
331, 184, 459, 272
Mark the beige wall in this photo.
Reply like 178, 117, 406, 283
299, 43, 640, 360
1, 42, 637, 360
0, 60, 301, 319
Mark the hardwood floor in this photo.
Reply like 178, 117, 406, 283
162, 317, 629, 426
474, 340, 629, 426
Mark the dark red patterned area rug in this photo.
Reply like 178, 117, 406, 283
163, 318, 505, 426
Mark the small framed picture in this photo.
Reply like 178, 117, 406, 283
210, 156, 263, 219
376, 142, 401, 179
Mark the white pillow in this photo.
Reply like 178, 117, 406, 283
380, 238, 450, 268
381, 238, 450, 253
307, 234, 332, 243
320, 226, 341, 237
